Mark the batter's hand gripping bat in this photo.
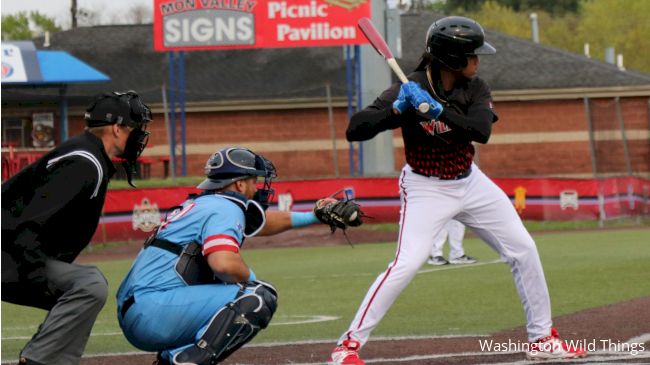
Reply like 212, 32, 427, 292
357, 17, 430, 113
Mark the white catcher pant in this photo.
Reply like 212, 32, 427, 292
430, 219, 466, 259
339, 164, 552, 345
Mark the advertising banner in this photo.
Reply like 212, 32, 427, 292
31, 113, 55, 147
93, 177, 650, 243
153, 0, 371, 51
1, 41, 43, 83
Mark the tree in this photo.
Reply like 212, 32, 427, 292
576, 0, 650, 73
126, 4, 153, 24
455, 0, 650, 74
1, 12, 61, 41
444, 0, 580, 15
452, 1, 531, 39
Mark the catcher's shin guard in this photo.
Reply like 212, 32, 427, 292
173, 281, 278, 365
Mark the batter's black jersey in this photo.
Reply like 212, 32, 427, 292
1, 132, 117, 263
347, 68, 498, 179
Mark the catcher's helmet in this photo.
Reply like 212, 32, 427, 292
85, 91, 152, 128
197, 147, 277, 192
420, 16, 495, 71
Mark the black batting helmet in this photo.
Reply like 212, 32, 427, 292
417, 16, 496, 71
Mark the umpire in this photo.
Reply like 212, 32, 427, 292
1, 91, 152, 365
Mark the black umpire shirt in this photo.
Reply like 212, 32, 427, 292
2, 131, 116, 265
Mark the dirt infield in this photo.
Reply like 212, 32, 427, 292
78, 295, 650, 364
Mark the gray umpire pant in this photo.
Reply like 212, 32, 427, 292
1, 254, 108, 365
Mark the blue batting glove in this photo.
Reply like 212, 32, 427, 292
392, 82, 419, 114
393, 81, 424, 114
410, 88, 444, 119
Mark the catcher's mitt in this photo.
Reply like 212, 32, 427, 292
314, 198, 364, 232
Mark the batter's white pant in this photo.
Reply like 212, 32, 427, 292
430, 219, 466, 259
339, 164, 552, 345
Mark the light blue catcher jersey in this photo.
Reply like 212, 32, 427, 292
117, 194, 246, 304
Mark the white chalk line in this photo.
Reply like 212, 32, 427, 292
626, 332, 650, 344
270, 315, 340, 326
417, 259, 503, 274
1, 314, 343, 341
284, 258, 503, 280
224, 349, 650, 365
474, 351, 650, 365
3, 258, 503, 337
0, 334, 489, 364
3, 336, 647, 365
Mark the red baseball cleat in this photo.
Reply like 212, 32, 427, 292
328, 339, 366, 365
526, 328, 587, 360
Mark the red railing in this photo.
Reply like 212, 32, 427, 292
1, 145, 44, 182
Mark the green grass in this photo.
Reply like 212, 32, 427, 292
366, 218, 650, 233
2, 229, 649, 360
108, 176, 204, 190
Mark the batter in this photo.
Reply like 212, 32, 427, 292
328, 16, 586, 365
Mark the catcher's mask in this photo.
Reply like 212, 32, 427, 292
85, 90, 152, 187
198, 147, 277, 209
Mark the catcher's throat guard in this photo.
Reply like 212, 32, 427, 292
218, 192, 266, 237
173, 281, 278, 365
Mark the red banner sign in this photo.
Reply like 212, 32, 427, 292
93, 177, 650, 244
153, 0, 371, 51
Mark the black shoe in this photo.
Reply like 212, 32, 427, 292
426, 256, 449, 266
449, 255, 477, 264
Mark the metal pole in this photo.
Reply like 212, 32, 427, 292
161, 83, 176, 184
326, 83, 339, 177
167, 52, 177, 178
345, 45, 355, 176
583, 97, 598, 178
585, 96, 604, 227
59, 85, 68, 142
355, 44, 363, 176
614, 97, 633, 176
179, 51, 187, 176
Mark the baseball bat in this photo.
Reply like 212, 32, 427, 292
357, 17, 430, 113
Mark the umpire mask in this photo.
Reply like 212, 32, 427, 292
85, 91, 153, 187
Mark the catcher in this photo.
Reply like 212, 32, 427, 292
116, 146, 363, 365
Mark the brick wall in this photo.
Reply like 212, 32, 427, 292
23, 96, 650, 180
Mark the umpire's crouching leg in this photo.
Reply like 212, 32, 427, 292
20, 261, 109, 365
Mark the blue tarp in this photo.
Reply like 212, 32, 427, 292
36, 50, 110, 84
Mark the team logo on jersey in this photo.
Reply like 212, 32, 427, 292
236, 222, 244, 236
420, 119, 451, 136
132, 198, 162, 232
